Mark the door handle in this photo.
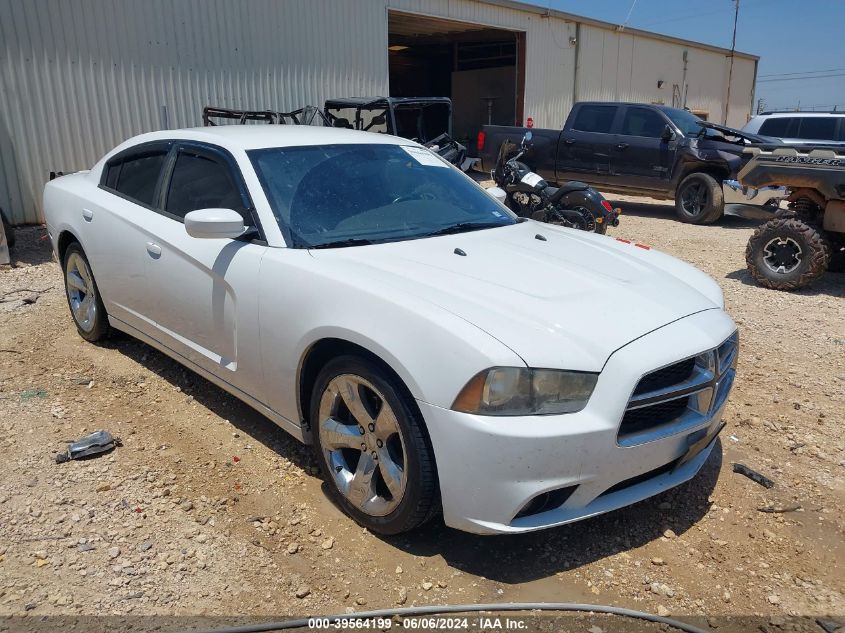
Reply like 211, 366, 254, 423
82, 208, 94, 222
145, 242, 162, 258
616, 143, 629, 151
563, 138, 575, 145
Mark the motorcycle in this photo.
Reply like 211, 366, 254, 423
492, 131, 620, 233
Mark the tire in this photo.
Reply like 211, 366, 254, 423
594, 218, 608, 235
62, 242, 110, 341
1, 210, 13, 249
675, 173, 724, 224
745, 217, 830, 290
310, 355, 438, 535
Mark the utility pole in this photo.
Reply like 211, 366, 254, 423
724, 0, 739, 125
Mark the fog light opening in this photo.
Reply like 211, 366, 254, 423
513, 485, 578, 520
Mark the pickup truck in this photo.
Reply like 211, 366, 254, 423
478, 101, 775, 224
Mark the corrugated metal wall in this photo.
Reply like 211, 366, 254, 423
0, 0, 389, 224
575, 23, 756, 128
1, 0, 756, 225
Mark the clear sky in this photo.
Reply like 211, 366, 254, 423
542, 0, 844, 113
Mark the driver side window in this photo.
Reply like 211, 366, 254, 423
165, 150, 247, 221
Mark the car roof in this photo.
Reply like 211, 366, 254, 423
116, 125, 415, 153
753, 111, 845, 118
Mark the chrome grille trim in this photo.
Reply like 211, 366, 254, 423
618, 331, 738, 447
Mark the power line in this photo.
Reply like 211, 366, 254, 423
639, 0, 766, 28
622, 0, 639, 28
759, 67, 845, 78
758, 72, 845, 83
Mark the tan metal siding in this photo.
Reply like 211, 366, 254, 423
576, 24, 754, 126
0, 0, 389, 224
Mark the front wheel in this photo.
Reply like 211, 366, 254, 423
63, 243, 110, 341
310, 356, 438, 535
745, 217, 830, 290
675, 173, 724, 224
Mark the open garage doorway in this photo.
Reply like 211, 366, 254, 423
388, 11, 525, 149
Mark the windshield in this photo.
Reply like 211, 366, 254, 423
662, 108, 728, 140
249, 144, 515, 248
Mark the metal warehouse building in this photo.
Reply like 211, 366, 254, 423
0, 0, 758, 225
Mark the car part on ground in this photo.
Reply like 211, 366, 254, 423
739, 144, 845, 290
55, 430, 120, 463
43, 124, 735, 534
492, 131, 620, 233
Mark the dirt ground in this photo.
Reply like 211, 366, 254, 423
0, 197, 843, 631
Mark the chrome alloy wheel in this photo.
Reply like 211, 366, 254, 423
317, 375, 408, 516
763, 236, 802, 274
65, 252, 98, 333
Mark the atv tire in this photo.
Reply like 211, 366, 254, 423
675, 173, 724, 224
746, 217, 830, 290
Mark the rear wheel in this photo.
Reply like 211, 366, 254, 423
63, 243, 109, 341
746, 217, 830, 290
675, 173, 724, 224
310, 355, 438, 535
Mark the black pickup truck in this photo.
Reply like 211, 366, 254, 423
478, 101, 771, 224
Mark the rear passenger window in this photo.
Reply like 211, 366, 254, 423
165, 151, 245, 220
106, 151, 168, 207
572, 106, 617, 133
620, 108, 666, 138
758, 118, 794, 137
797, 117, 837, 141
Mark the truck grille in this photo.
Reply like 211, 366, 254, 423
618, 332, 738, 446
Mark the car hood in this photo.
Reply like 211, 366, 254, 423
310, 222, 722, 371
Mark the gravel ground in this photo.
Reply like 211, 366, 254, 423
0, 199, 843, 630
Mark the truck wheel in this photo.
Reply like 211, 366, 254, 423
675, 173, 724, 224
745, 217, 830, 290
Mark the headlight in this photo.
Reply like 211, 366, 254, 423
452, 367, 598, 416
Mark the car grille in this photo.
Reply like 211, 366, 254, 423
632, 357, 696, 396
618, 331, 738, 446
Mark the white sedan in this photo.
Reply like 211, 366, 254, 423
44, 126, 737, 535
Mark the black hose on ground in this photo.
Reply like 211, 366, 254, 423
185, 602, 711, 633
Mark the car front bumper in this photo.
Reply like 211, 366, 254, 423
419, 308, 737, 535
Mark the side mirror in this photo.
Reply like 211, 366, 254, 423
661, 124, 676, 141
184, 208, 246, 239
523, 131, 533, 143
486, 186, 508, 204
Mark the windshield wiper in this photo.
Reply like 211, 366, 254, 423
308, 238, 375, 249
420, 221, 510, 238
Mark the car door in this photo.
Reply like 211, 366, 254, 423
86, 142, 172, 335
141, 142, 267, 397
610, 106, 677, 191
555, 104, 619, 179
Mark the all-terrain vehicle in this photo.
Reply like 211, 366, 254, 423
740, 145, 845, 290
323, 97, 471, 170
